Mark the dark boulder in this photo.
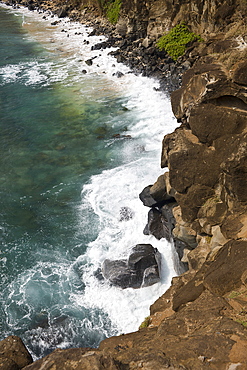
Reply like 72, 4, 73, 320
139, 185, 165, 208
85, 59, 93, 66
160, 203, 177, 234
144, 208, 170, 240
56, 7, 68, 18
102, 259, 135, 289
113, 71, 124, 78
101, 244, 161, 289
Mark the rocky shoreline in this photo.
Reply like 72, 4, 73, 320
2, 0, 192, 93
1, 0, 247, 368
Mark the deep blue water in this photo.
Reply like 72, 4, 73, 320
0, 4, 177, 360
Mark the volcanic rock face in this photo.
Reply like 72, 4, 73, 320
164, 39, 247, 255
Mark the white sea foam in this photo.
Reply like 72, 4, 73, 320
76, 71, 178, 333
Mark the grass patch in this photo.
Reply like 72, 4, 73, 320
156, 23, 203, 61
105, 0, 121, 24
139, 316, 150, 329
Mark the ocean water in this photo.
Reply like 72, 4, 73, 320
0, 4, 179, 360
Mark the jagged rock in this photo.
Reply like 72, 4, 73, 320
187, 237, 212, 270
163, 171, 176, 198
175, 184, 214, 223
144, 208, 170, 240
115, 18, 127, 36
101, 244, 161, 289
221, 134, 247, 205
161, 129, 219, 193
0, 336, 33, 369
209, 225, 229, 249
204, 239, 247, 296
172, 223, 197, 248
197, 196, 227, 228
172, 205, 197, 249
102, 259, 134, 289
139, 185, 158, 207
149, 174, 174, 203
221, 213, 247, 240
56, 6, 67, 18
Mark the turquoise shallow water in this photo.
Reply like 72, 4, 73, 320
0, 4, 178, 360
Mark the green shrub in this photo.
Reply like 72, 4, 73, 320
139, 316, 150, 329
156, 23, 203, 61
105, 0, 122, 24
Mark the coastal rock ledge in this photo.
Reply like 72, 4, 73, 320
1, 0, 247, 368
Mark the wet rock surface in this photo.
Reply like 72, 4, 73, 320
101, 244, 161, 289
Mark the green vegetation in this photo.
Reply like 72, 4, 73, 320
228, 291, 242, 299
105, 0, 122, 24
156, 23, 203, 61
139, 316, 150, 329
228, 290, 247, 299
236, 319, 247, 327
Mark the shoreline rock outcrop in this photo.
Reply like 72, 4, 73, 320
1, 0, 247, 368
100, 244, 162, 289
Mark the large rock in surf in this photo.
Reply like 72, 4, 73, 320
102, 244, 161, 289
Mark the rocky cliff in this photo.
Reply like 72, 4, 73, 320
1, 0, 247, 368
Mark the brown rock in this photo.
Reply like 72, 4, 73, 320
175, 184, 214, 222
197, 196, 227, 226
0, 357, 19, 370
162, 129, 218, 193
0, 336, 32, 369
187, 238, 211, 270
149, 174, 173, 203
221, 135, 247, 204
233, 60, 247, 85
23, 348, 117, 370
189, 102, 247, 145
171, 61, 229, 120
221, 213, 247, 240
204, 239, 247, 296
